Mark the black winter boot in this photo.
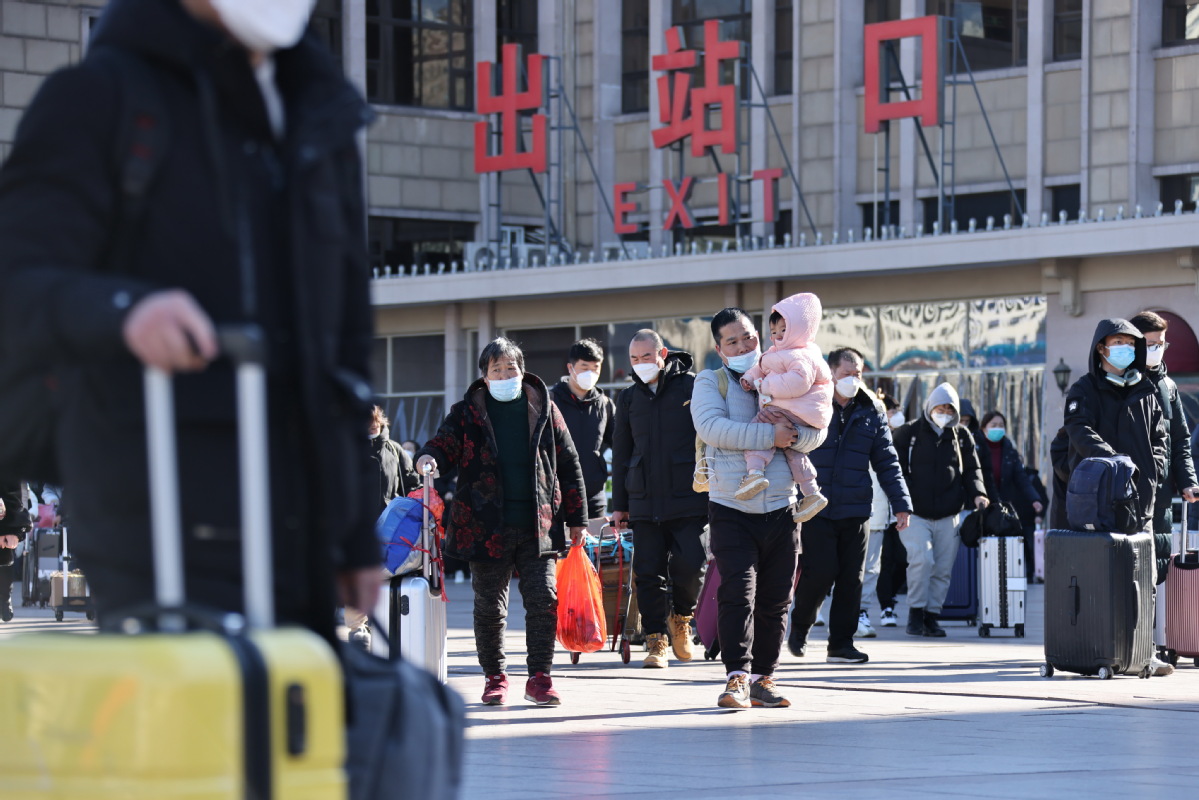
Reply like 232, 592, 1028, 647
923, 611, 947, 638
905, 607, 925, 636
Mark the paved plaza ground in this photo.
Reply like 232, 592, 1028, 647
4, 580, 1197, 799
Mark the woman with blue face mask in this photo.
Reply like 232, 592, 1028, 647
981, 411, 1044, 578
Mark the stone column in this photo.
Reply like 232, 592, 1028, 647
648, 0, 670, 251
833, 0, 865, 236
475, 0, 498, 248
750, 0, 771, 240
593, 0, 622, 248
444, 303, 466, 407
1024, 0, 1051, 222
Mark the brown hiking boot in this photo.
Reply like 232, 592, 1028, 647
643, 633, 669, 668
669, 613, 695, 661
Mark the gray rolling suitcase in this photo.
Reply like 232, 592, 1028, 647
1041, 529, 1154, 679
978, 536, 1026, 637
371, 467, 448, 681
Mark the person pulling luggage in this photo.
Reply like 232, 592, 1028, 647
417, 338, 588, 706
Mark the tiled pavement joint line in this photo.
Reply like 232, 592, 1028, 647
773, 681, 1199, 714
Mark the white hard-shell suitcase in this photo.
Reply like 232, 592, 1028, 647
978, 536, 1026, 637
371, 467, 448, 681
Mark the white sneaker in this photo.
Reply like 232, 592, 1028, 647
880, 607, 898, 627
856, 611, 877, 639
1151, 655, 1175, 677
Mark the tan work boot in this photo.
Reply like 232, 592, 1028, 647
669, 613, 695, 661
643, 633, 669, 668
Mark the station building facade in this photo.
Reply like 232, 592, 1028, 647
4, 1, 1199, 470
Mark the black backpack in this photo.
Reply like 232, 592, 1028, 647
0, 49, 169, 484
1066, 455, 1141, 534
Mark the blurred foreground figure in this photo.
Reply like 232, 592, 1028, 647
0, 0, 380, 640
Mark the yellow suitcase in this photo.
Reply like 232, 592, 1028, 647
0, 626, 345, 799
0, 328, 347, 799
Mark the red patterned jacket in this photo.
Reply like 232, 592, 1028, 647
418, 373, 587, 562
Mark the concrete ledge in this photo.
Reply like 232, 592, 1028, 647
372, 213, 1199, 307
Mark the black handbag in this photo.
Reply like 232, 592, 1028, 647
961, 501, 1023, 547
342, 635, 465, 800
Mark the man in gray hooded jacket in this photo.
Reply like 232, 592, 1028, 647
891, 383, 989, 637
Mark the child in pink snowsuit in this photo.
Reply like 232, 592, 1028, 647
735, 292, 833, 523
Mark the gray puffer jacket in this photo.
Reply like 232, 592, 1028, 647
691, 367, 821, 514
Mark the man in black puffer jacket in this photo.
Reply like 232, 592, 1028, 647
549, 339, 616, 524
1060, 319, 1167, 535
611, 331, 708, 668
788, 347, 911, 664
1128, 312, 1199, 586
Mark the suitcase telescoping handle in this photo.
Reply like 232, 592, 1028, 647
421, 464, 441, 593
145, 324, 273, 632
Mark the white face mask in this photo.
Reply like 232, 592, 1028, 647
210, 0, 317, 54
932, 412, 955, 429
573, 369, 599, 392
632, 362, 661, 383
487, 376, 522, 402
1146, 344, 1165, 368
835, 376, 860, 399
888, 411, 905, 429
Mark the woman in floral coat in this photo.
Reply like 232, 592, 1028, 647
417, 338, 587, 706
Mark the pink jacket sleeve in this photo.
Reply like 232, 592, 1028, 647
742, 359, 766, 385
758, 347, 823, 399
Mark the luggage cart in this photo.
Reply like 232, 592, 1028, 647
49, 526, 93, 622
568, 524, 638, 664
21, 527, 59, 609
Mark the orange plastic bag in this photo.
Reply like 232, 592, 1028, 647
556, 546, 607, 653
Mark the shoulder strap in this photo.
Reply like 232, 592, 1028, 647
1159, 377, 1173, 421
716, 368, 729, 399
89, 47, 171, 270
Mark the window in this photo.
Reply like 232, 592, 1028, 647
774, 0, 793, 95
374, 335, 446, 445
311, 0, 343, 63
1052, 0, 1081, 61
921, 189, 1026, 233
1160, 173, 1199, 212
1163, 0, 1199, 47
861, 200, 900, 232
926, 1, 1028, 71
497, 0, 538, 56
671, 0, 752, 98
1050, 184, 1080, 221
366, 0, 473, 110
865, 0, 902, 24
368, 217, 474, 273
622, 0, 651, 113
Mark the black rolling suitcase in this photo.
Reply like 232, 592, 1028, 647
1041, 529, 1154, 679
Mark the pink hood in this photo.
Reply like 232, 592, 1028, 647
772, 293, 822, 349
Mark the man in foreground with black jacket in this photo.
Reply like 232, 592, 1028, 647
0, 0, 381, 640
611, 330, 708, 668
549, 339, 616, 527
